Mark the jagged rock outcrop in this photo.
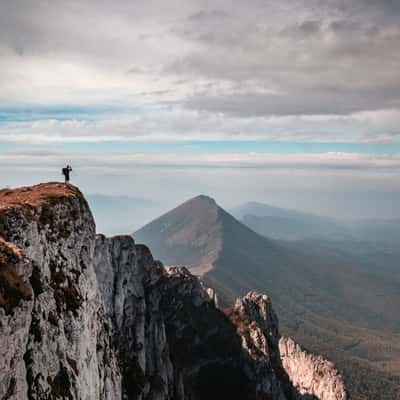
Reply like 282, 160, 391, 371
229, 294, 346, 400
279, 337, 347, 400
0, 183, 347, 400
227, 293, 288, 399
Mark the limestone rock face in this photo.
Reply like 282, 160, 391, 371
0, 183, 121, 400
94, 234, 173, 400
0, 238, 33, 399
279, 337, 347, 400
230, 293, 347, 400
228, 293, 287, 399
0, 183, 347, 400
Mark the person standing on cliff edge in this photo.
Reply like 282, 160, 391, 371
62, 165, 72, 183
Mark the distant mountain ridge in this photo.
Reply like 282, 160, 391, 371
134, 195, 400, 332
231, 201, 400, 243
134, 195, 400, 399
231, 201, 321, 220
230, 202, 350, 241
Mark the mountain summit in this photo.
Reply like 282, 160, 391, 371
134, 195, 223, 275
134, 194, 282, 282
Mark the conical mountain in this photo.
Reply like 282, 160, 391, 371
135, 195, 400, 399
135, 194, 286, 291
134, 195, 223, 275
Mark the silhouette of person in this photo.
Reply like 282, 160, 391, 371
62, 165, 72, 183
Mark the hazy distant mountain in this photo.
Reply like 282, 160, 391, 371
136, 195, 400, 329
231, 202, 349, 241
345, 218, 400, 244
135, 195, 400, 399
231, 201, 317, 220
232, 202, 400, 244
86, 194, 162, 235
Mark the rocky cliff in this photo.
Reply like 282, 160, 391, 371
279, 337, 347, 400
0, 183, 120, 400
0, 183, 347, 400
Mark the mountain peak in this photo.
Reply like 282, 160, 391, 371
134, 194, 276, 280
186, 194, 218, 206
134, 194, 224, 271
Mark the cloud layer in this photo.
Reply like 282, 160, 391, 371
0, 0, 400, 144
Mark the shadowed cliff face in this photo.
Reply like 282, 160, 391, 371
0, 183, 346, 400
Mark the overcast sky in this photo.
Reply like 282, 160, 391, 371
1, 0, 400, 219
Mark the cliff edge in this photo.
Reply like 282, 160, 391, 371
0, 183, 347, 400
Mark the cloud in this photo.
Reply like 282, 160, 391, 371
1, 106, 399, 145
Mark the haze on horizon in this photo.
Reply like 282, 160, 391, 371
1, 0, 400, 219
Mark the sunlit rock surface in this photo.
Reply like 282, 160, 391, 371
280, 336, 347, 400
